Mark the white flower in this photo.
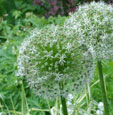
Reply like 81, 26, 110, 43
59, 54, 66, 65
67, 101, 72, 106
67, 108, 73, 114
67, 94, 74, 100
98, 102, 104, 111
96, 110, 103, 115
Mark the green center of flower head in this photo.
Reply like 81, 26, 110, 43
26, 25, 82, 77
17, 25, 93, 98
36, 32, 79, 74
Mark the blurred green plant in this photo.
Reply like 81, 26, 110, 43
0, 1, 113, 115
0, 12, 66, 114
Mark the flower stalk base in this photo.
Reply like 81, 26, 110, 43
60, 83, 68, 115
97, 61, 109, 115
61, 96, 68, 115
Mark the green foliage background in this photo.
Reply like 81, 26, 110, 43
0, 2, 67, 113
0, 0, 113, 115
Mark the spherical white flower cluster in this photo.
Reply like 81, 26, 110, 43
17, 25, 94, 98
64, 2, 113, 60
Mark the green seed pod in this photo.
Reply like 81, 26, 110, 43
17, 25, 94, 99
64, 2, 113, 60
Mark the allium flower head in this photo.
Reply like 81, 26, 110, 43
64, 2, 113, 60
17, 25, 94, 98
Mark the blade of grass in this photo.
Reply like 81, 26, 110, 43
9, 110, 21, 115
77, 80, 99, 104
0, 102, 4, 114
21, 82, 26, 115
30, 108, 49, 112
85, 85, 89, 106
21, 82, 30, 115
10, 97, 16, 115
0, 94, 10, 115
45, 97, 52, 115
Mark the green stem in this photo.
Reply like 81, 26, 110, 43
61, 96, 68, 115
97, 61, 109, 115
59, 83, 68, 115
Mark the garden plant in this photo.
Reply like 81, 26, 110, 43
64, 1, 113, 115
17, 25, 94, 115
0, 0, 113, 115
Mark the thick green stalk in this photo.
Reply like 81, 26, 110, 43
61, 95, 68, 115
59, 83, 68, 115
97, 61, 109, 115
